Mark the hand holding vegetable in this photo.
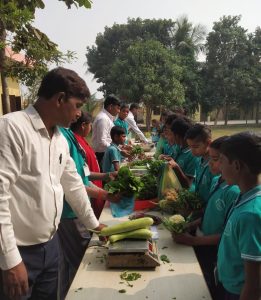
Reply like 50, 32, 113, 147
172, 232, 196, 246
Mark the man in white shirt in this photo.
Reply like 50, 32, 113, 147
126, 103, 148, 143
0, 68, 104, 300
92, 94, 121, 169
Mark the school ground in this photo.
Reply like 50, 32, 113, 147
210, 125, 261, 139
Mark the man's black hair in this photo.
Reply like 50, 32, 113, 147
37, 67, 90, 101
70, 111, 93, 132
210, 136, 229, 150
220, 132, 261, 175
185, 123, 211, 142
120, 103, 129, 110
130, 103, 140, 111
170, 118, 192, 138
104, 94, 121, 109
110, 126, 126, 140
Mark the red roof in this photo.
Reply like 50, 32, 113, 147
5, 47, 26, 63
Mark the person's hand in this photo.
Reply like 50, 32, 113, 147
121, 149, 131, 157
108, 171, 118, 181
121, 144, 132, 151
93, 223, 107, 241
172, 232, 195, 246
107, 192, 122, 203
2, 261, 29, 300
167, 158, 178, 169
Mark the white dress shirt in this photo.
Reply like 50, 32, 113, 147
126, 111, 148, 143
92, 108, 115, 152
0, 106, 99, 270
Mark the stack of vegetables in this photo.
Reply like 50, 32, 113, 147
97, 217, 154, 243
129, 159, 165, 200
158, 188, 202, 217
128, 145, 146, 160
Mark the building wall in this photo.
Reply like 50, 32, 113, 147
0, 77, 21, 116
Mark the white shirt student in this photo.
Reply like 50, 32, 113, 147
126, 104, 148, 143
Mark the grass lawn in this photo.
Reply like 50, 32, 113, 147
211, 125, 261, 139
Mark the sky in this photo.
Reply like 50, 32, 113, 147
34, 0, 261, 98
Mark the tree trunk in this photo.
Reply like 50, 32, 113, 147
224, 101, 229, 126
214, 108, 221, 126
0, 22, 11, 114
145, 105, 152, 132
256, 101, 260, 124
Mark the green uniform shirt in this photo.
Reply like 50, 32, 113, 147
163, 142, 180, 160
114, 118, 129, 136
102, 143, 122, 173
217, 185, 261, 295
201, 176, 240, 235
194, 157, 216, 204
60, 127, 90, 219
175, 147, 199, 178
154, 137, 168, 159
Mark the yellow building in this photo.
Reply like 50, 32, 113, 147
0, 47, 23, 116
0, 77, 22, 116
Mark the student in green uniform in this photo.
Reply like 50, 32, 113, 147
185, 123, 216, 204
102, 126, 126, 172
159, 114, 182, 160
174, 136, 240, 300
165, 118, 199, 188
114, 103, 129, 143
59, 127, 120, 298
217, 132, 261, 300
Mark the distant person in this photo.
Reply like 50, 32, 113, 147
0, 67, 104, 300
92, 94, 121, 169
114, 103, 130, 144
151, 119, 160, 144
126, 103, 148, 143
102, 126, 127, 173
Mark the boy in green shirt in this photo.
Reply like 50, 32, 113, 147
217, 132, 261, 300
102, 126, 127, 172
174, 136, 240, 300
114, 103, 129, 144
185, 123, 216, 204
165, 118, 199, 188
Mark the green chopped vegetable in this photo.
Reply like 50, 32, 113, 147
160, 254, 170, 263
118, 289, 126, 293
120, 271, 141, 281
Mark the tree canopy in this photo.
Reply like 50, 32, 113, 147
0, 0, 92, 113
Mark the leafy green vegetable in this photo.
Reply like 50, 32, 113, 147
160, 254, 170, 263
163, 214, 187, 234
104, 166, 141, 197
120, 271, 141, 281
118, 289, 126, 293
137, 174, 158, 199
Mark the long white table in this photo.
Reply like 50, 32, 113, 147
66, 204, 212, 300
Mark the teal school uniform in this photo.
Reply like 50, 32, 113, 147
114, 118, 129, 143
163, 142, 180, 160
175, 147, 199, 178
154, 137, 168, 159
102, 143, 122, 173
217, 185, 261, 295
201, 176, 240, 235
60, 128, 90, 218
194, 157, 216, 204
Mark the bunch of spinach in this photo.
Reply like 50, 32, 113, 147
137, 174, 158, 200
104, 166, 141, 197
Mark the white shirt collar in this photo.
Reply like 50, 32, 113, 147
102, 108, 115, 121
